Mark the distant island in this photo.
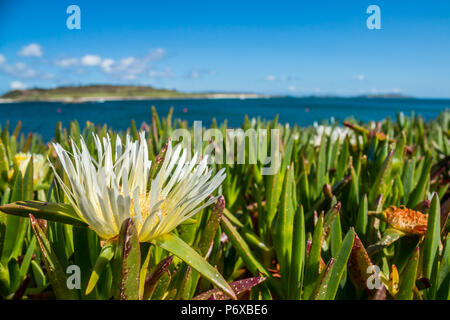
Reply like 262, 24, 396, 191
355, 93, 413, 99
290, 93, 413, 99
0, 85, 417, 103
0, 85, 266, 102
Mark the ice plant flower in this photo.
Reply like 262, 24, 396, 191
12, 152, 49, 185
50, 132, 226, 242
380, 265, 399, 297
383, 205, 428, 235
311, 122, 358, 146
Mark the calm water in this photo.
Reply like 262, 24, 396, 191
0, 97, 448, 142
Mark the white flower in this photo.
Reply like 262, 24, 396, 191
14, 152, 49, 185
311, 123, 357, 146
50, 132, 226, 242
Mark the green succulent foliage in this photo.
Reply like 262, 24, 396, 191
0, 108, 448, 300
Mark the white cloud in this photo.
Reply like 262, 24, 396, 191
55, 58, 78, 67
120, 57, 136, 68
265, 74, 296, 82
18, 43, 43, 57
118, 57, 146, 78
123, 74, 137, 80
188, 71, 200, 79
352, 74, 365, 81
370, 87, 401, 94
0, 58, 54, 81
0, 54, 5, 64
15, 62, 37, 77
100, 56, 148, 80
50, 48, 170, 81
10, 81, 27, 90
100, 58, 115, 73
1, 62, 37, 78
186, 69, 215, 79
288, 85, 296, 92
148, 48, 167, 61
149, 67, 173, 79
81, 54, 102, 66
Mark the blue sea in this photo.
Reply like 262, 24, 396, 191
0, 97, 448, 142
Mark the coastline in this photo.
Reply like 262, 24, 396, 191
0, 93, 269, 104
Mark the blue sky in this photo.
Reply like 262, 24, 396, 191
0, 0, 449, 98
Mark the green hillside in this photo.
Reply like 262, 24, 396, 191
0, 85, 209, 101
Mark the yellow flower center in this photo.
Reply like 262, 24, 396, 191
130, 193, 170, 229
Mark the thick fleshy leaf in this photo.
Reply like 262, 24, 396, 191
397, 247, 419, 300
367, 227, 406, 256
348, 231, 373, 292
149, 141, 168, 179
241, 228, 271, 252
1, 173, 27, 264
368, 149, 394, 207
436, 236, 450, 299
193, 277, 266, 300
288, 205, 305, 300
312, 258, 335, 300
0, 261, 9, 296
152, 232, 237, 300
143, 255, 173, 300
0, 141, 9, 186
356, 194, 368, 238
197, 196, 224, 258
408, 151, 432, 208
112, 218, 141, 300
422, 192, 441, 279
23, 155, 33, 201
272, 164, 296, 290
139, 245, 152, 299
402, 158, 415, 203
322, 201, 340, 237
315, 133, 328, 197
29, 214, 78, 300
187, 197, 225, 299
220, 215, 269, 277
73, 226, 96, 299
303, 213, 324, 299
17, 236, 36, 289
264, 166, 283, 231
150, 272, 171, 300
0, 200, 87, 227
8, 257, 20, 294
322, 228, 355, 299
85, 243, 115, 295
